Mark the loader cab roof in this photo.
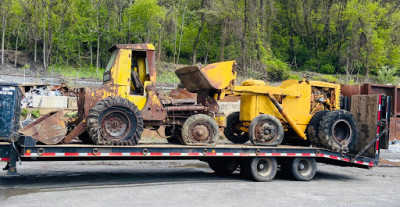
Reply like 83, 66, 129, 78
108, 44, 155, 52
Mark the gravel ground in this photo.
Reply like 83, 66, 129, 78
0, 158, 399, 207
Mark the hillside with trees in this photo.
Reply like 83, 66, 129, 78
1, 0, 400, 84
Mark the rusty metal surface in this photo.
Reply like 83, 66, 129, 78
83, 84, 119, 118
190, 123, 211, 142
254, 120, 279, 144
168, 99, 196, 105
342, 83, 398, 115
350, 95, 379, 158
19, 110, 67, 145
169, 88, 197, 100
146, 50, 157, 83
166, 105, 206, 112
341, 85, 361, 97
390, 117, 400, 141
141, 84, 167, 121
197, 93, 219, 113
342, 83, 400, 141
108, 44, 155, 52
62, 121, 87, 144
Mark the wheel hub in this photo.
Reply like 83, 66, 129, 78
257, 159, 273, 176
297, 160, 311, 176
256, 122, 277, 142
191, 124, 210, 142
298, 163, 305, 171
102, 111, 130, 139
332, 119, 352, 144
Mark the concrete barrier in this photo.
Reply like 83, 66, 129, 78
218, 101, 240, 115
68, 97, 78, 109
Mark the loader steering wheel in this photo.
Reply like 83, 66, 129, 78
131, 59, 144, 94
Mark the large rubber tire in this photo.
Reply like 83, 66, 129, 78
318, 110, 358, 152
208, 159, 239, 175
249, 114, 284, 146
307, 110, 329, 147
86, 97, 144, 145
224, 112, 249, 144
288, 157, 317, 181
181, 114, 220, 145
165, 125, 182, 144
241, 157, 278, 182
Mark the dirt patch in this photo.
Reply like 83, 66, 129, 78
379, 158, 400, 167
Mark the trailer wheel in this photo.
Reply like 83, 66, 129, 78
289, 158, 317, 181
249, 114, 284, 146
208, 159, 239, 175
165, 126, 182, 144
87, 97, 143, 145
242, 157, 277, 182
307, 110, 329, 147
318, 110, 358, 152
181, 114, 219, 145
224, 112, 249, 144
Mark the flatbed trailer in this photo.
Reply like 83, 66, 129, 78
0, 94, 390, 182
0, 138, 382, 182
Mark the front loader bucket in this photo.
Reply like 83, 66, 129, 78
175, 61, 237, 93
19, 110, 67, 145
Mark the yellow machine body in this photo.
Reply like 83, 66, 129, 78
79, 44, 166, 121
234, 79, 341, 137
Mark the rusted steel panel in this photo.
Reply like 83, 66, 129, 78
108, 44, 155, 52
342, 83, 398, 116
166, 105, 206, 111
146, 50, 157, 83
390, 117, 400, 141
141, 84, 167, 121
169, 88, 197, 100
19, 110, 67, 145
341, 85, 361, 97
342, 84, 399, 141
396, 88, 400, 116
350, 95, 379, 158
83, 84, 119, 118
197, 93, 219, 113
62, 121, 87, 144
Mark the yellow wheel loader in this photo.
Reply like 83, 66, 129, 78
176, 61, 358, 152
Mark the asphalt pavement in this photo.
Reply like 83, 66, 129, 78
0, 159, 399, 207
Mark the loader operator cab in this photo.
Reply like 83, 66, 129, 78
102, 44, 157, 97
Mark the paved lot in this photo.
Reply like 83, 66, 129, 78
0, 159, 399, 207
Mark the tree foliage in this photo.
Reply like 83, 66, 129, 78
0, 0, 400, 82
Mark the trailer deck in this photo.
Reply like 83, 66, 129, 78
0, 142, 375, 167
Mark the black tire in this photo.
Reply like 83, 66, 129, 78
208, 159, 239, 175
288, 158, 317, 181
86, 97, 143, 145
181, 114, 220, 145
224, 112, 249, 144
165, 126, 182, 144
249, 114, 284, 146
318, 110, 358, 152
241, 157, 278, 182
307, 110, 329, 147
